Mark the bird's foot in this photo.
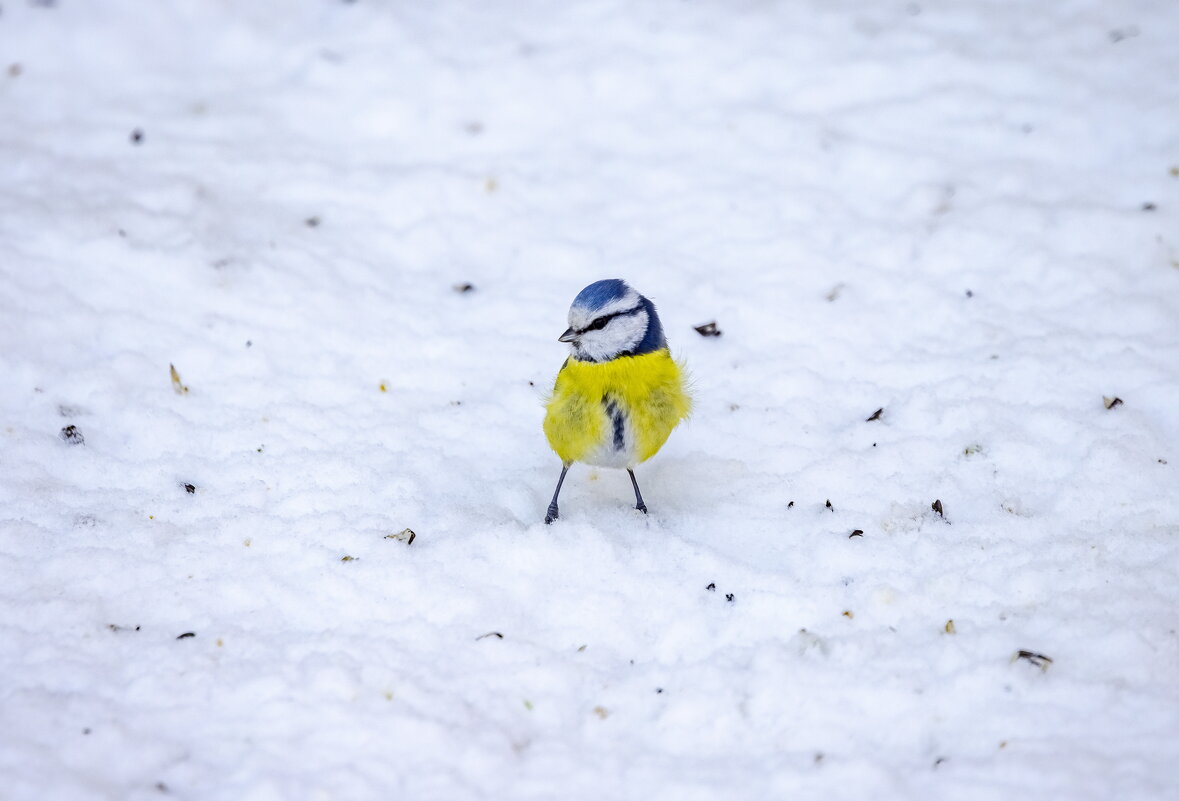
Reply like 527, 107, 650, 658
545, 503, 559, 524
635, 502, 648, 515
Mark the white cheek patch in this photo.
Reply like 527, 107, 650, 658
572, 308, 649, 361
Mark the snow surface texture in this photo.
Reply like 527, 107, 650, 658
2, 1, 1178, 799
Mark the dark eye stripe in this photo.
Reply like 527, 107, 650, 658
577, 304, 642, 335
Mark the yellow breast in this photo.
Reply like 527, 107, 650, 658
543, 348, 691, 467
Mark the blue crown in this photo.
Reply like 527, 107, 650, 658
572, 278, 632, 312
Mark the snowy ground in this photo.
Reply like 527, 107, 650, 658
2, 1, 1178, 799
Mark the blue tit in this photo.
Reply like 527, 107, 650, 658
542, 279, 691, 523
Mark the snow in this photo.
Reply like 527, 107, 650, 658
2, 0, 1178, 798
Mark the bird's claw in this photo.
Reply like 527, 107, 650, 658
636, 502, 648, 515
545, 504, 559, 524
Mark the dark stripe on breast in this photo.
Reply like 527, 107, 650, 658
603, 397, 626, 451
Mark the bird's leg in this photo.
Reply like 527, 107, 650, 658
627, 469, 648, 514
545, 464, 570, 524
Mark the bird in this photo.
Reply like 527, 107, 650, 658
542, 279, 691, 523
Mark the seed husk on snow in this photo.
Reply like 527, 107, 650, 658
866, 407, 884, 422
1103, 396, 1123, 409
1013, 650, 1053, 671
385, 528, 416, 545
693, 321, 722, 337
169, 363, 188, 395
60, 425, 84, 445
476, 631, 504, 641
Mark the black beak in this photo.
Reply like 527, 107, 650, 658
558, 328, 578, 343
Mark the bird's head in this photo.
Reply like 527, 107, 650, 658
559, 279, 667, 362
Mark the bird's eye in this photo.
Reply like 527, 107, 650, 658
586, 316, 609, 331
